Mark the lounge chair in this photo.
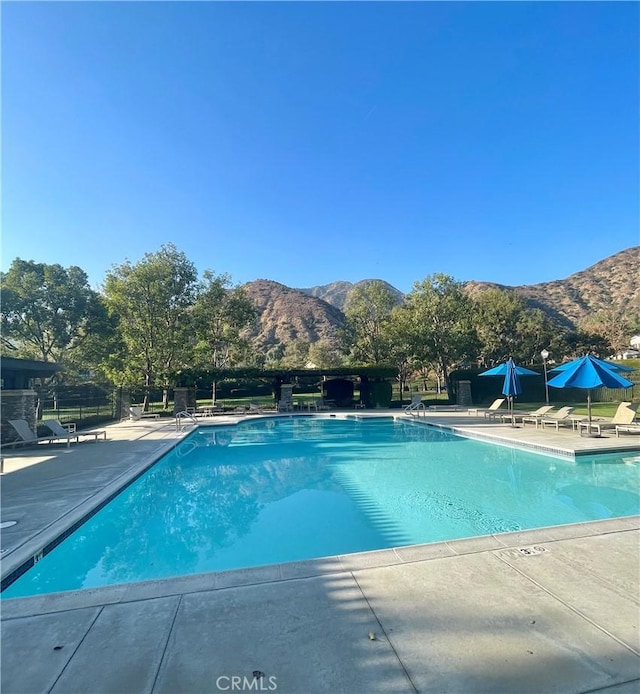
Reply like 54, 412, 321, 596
577, 402, 639, 436
616, 424, 640, 437
5, 419, 76, 449
539, 407, 576, 431
467, 399, 506, 417
129, 406, 159, 420
516, 405, 556, 425
247, 403, 264, 415
403, 394, 425, 414
42, 419, 106, 443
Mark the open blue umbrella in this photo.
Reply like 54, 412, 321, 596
479, 358, 539, 424
547, 355, 633, 430
550, 356, 634, 373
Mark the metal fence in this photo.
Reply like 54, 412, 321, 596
37, 384, 117, 427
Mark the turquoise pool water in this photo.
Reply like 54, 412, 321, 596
3, 417, 639, 598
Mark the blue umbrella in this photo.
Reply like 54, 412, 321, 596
479, 360, 540, 377
547, 355, 633, 428
550, 356, 634, 373
480, 358, 539, 423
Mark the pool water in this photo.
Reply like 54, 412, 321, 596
3, 417, 639, 598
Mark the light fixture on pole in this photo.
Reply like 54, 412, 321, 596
541, 349, 550, 404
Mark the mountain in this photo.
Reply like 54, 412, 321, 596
464, 246, 640, 328
241, 280, 345, 349
242, 248, 639, 349
297, 279, 404, 310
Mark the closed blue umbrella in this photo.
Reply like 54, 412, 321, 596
547, 355, 633, 430
480, 358, 539, 424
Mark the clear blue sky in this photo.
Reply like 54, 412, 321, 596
2, 1, 638, 294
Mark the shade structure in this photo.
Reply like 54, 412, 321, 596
550, 356, 634, 374
479, 358, 539, 423
546, 355, 634, 427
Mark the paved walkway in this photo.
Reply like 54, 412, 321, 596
1, 413, 639, 693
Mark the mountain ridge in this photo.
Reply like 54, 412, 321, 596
241, 247, 639, 348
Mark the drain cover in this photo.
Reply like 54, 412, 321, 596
0, 520, 17, 529
499, 545, 548, 560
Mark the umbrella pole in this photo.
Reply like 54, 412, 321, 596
585, 389, 597, 437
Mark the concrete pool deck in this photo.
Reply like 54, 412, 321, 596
1, 412, 639, 693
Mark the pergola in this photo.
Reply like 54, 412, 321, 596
178, 366, 399, 408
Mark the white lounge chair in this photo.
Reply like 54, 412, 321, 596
42, 419, 106, 443
5, 419, 76, 449
515, 405, 556, 425
616, 424, 640, 437
467, 399, 506, 417
539, 407, 576, 431
129, 406, 160, 420
578, 402, 639, 436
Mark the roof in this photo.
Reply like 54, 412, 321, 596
1, 357, 63, 388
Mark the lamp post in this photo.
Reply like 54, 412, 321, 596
541, 349, 550, 404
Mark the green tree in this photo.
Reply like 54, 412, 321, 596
472, 288, 555, 365
342, 280, 401, 365
0, 259, 108, 374
103, 244, 198, 407
402, 274, 477, 383
308, 341, 344, 368
191, 272, 256, 403
555, 329, 612, 359
192, 272, 256, 369
278, 340, 311, 369
384, 305, 418, 403
579, 309, 636, 356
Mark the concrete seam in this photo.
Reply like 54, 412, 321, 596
46, 604, 105, 694
150, 593, 183, 693
350, 571, 419, 694
495, 553, 640, 657
577, 676, 640, 693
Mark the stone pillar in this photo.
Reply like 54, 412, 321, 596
174, 387, 196, 414
280, 384, 294, 408
457, 380, 473, 406
115, 387, 131, 420
1, 389, 37, 444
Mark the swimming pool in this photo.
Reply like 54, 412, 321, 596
3, 417, 639, 598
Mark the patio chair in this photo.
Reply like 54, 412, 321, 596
467, 398, 505, 417
5, 419, 76, 449
577, 402, 639, 436
42, 419, 106, 443
539, 407, 576, 431
516, 405, 556, 426
616, 423, 640, 437
129, 406, 160, 420
247, 403, 264, 415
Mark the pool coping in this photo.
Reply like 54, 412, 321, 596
3, 515, 638, 619
1, 412, 638, 599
